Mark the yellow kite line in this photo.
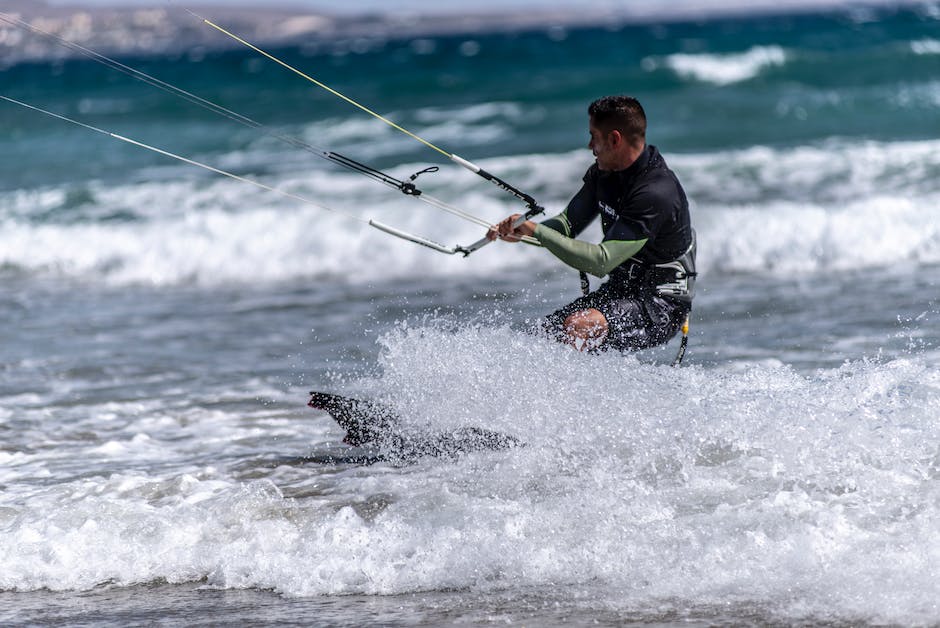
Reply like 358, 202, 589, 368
185, 8, 449, 159
183, 6, 546, 220
0, 10, 492, 232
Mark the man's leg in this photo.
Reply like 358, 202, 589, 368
561, 308, 608, 351
544, 289, 684, 352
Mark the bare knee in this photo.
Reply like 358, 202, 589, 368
562, 308, 608, 350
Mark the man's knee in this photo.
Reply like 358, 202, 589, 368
563, 308, 608, 350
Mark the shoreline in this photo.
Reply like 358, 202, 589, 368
1, 0, 925, 66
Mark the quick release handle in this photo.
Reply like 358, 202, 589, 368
181, 14, 549, 246
457, 211, 540, 257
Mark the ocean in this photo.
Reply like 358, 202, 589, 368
2, 3, 940, 625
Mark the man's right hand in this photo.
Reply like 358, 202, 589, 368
487, 214, 536, 243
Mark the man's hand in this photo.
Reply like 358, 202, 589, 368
486, 214, 537, 243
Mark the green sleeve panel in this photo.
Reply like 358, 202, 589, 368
534, 224, 647, 277
539, 211, 572, 237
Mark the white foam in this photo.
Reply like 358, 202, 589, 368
293, 102, 527, 162
2, 324, 940, 624
669, 138, 940, 275
644, 45, 788, 85
911, 38, 940, 55
670, 138, 940, 204
697, 195, 940, 275
3, 137, 939, 285
0, 156, 549, 285
413, 101, 528, 125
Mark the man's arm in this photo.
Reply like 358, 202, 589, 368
540, 175, 598, 238
490, 168, 597, 239
534, 225, 647, 277
543, 175, 684, 277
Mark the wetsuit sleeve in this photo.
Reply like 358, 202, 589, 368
534, 224, 647, 277
534, 166, 648, 277
539, 171, 599, 238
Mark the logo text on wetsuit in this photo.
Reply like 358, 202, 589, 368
598, 201, 618, 220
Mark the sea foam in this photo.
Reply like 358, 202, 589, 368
1, 323, 939, 625
2, 137, 938, 286
643, 45, 788, 85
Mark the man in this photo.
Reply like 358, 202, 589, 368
488, 95, 696, 352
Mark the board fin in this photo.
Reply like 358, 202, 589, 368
307, 391, 397, 446
308, 391, 521, 460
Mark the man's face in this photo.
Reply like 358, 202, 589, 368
588, 120, 617, 171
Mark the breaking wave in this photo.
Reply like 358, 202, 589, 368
1, 136, 938, 285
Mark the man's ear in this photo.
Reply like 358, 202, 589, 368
608, 129, 624, 147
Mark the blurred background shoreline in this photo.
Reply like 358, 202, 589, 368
3, 0, 929, 66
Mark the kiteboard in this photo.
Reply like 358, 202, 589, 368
308, 391, 521, 462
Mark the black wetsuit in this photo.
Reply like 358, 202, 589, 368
540, 145, 695, 351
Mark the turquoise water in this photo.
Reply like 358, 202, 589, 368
2, 4, 940, 626
4, 7, 940, 189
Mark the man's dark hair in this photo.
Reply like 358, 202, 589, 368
588, 95, 647, 144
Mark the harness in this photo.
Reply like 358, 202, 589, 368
576, 231, 696, 366
592, 229, 697, 304
623, 230, 697, 304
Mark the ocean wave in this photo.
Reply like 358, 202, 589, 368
2, 323, 939, 624
2, 136, 938, 285
642, 45, 788, 85
291, 111, 517, 162
911, 38, 940, 55
412, 101, 529, 125
0, 166, 539, 286
698, 195, 940, 275
670, 138, 940, 205
891, 79, 940, 109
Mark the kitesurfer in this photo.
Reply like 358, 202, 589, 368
488, 95, 696, 351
